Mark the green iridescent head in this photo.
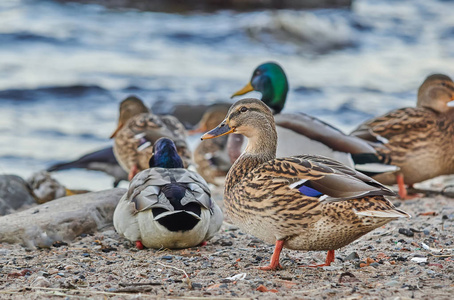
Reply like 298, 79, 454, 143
231, 62, 289, 114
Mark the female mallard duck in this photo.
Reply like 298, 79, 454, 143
111, 96, 192, 180
231, 62, 397, 175
189, 104, 231, 186
350, 74, 454, 199
202, 98, 409, 270
113, 138, 223, 249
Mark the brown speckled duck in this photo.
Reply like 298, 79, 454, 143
350, 74, 454, 199
189, 104, 231, 186
111, 96, 192, 180
201, 98, 409, 270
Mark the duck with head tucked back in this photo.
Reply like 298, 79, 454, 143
202, 98, 409, 270
189, 103, 231, 186
230, 62, 398, 176
350, 74, 454, 199
113, 137, 223, 249
111, 96, 192, 181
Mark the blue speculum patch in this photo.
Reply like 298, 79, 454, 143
298, 184, 323, 197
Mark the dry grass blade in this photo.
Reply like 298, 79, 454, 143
156, 261, 193, 289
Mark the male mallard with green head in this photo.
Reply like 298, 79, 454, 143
231, 62, 397, 176
111, 96, 192, 180
202, 98, 409, 270
350, 74, 454, 199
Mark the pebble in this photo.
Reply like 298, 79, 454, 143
398, 228, 414, 237
31, 276, 51, 288
385, 280, 400, 287
161, 255, 173, 260
344, 252, 360, 261
192, 283, 202, 289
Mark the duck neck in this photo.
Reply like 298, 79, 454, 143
225, 122, 277, 189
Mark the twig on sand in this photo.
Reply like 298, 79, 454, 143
156, 261, 193, 289
0, 287, 157, 297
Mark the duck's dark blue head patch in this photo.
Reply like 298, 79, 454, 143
149, 138, 184, 169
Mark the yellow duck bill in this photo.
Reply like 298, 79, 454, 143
231, 82, 254, 98
201, 122, 235, 140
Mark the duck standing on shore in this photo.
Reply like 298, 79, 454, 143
230, 62, 397, 176
202, 98, 409, 270
350, 74, 454, 199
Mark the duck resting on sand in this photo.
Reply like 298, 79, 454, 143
113, 138, 222, 249
350, 74, 454, 199
111, 96, 192, 181
202, 98, 409, 270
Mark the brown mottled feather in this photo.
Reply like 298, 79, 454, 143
350, 74, 454, 185
112, 96, 192, 174
204, 98, 409, 253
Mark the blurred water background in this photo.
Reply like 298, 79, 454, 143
1, 0, 454, 190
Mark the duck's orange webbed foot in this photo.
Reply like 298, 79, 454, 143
300, 250, 335, 268
257, 240, 284, 271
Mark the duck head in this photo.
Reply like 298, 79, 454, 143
417, 74, 454, 113
149, 137, 184, 169
231, 62, 289, 114
110, 96, 149, 138
202, 98, 277, 157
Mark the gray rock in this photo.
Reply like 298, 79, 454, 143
344, 252, 360, 261
0, 175, 36, 216
0, 188, 126, 247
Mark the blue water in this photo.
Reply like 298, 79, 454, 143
1, 0, 454, 190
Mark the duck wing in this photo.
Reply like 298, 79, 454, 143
274, 113, 377, 154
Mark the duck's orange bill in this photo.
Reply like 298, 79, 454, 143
110, 122, 124, 138
231, 81, 254, 98
201, 123, 234, 140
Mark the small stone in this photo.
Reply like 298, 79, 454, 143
31, 276, 51, 288
385, 280, 399, 286
221, 241, 233, 246
192, 283, 202, 289
344, 252, 360, 261
398, 228, 414, 237
161, 255, 173, 260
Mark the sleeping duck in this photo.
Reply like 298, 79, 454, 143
111, 96, 192, 180
350, 74, 454, 199
189, 103, 231, 186
230, 62, 397, 175
113, 138, 223, 249
202, 99, 409, 270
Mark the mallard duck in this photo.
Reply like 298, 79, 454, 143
230, 62, 397, 175
111, 96, 192, 180
113, 137, 223, 249
47, 146, 128, 187
350, 74, 454, 199
201, 98, 409, 270
189, 103, 231, 186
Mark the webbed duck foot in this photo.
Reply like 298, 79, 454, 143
257, 240, 284, 271
199, 241, 207, 247
135, 240, 144, 250
300, 250, 335, 268
128, 165, 139, 181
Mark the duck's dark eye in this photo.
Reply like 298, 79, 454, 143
240, 106, 248, 113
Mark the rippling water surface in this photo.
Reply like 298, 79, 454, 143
1, 0, 454, 190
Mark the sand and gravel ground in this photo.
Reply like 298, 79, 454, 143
1, 187, 453, 299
